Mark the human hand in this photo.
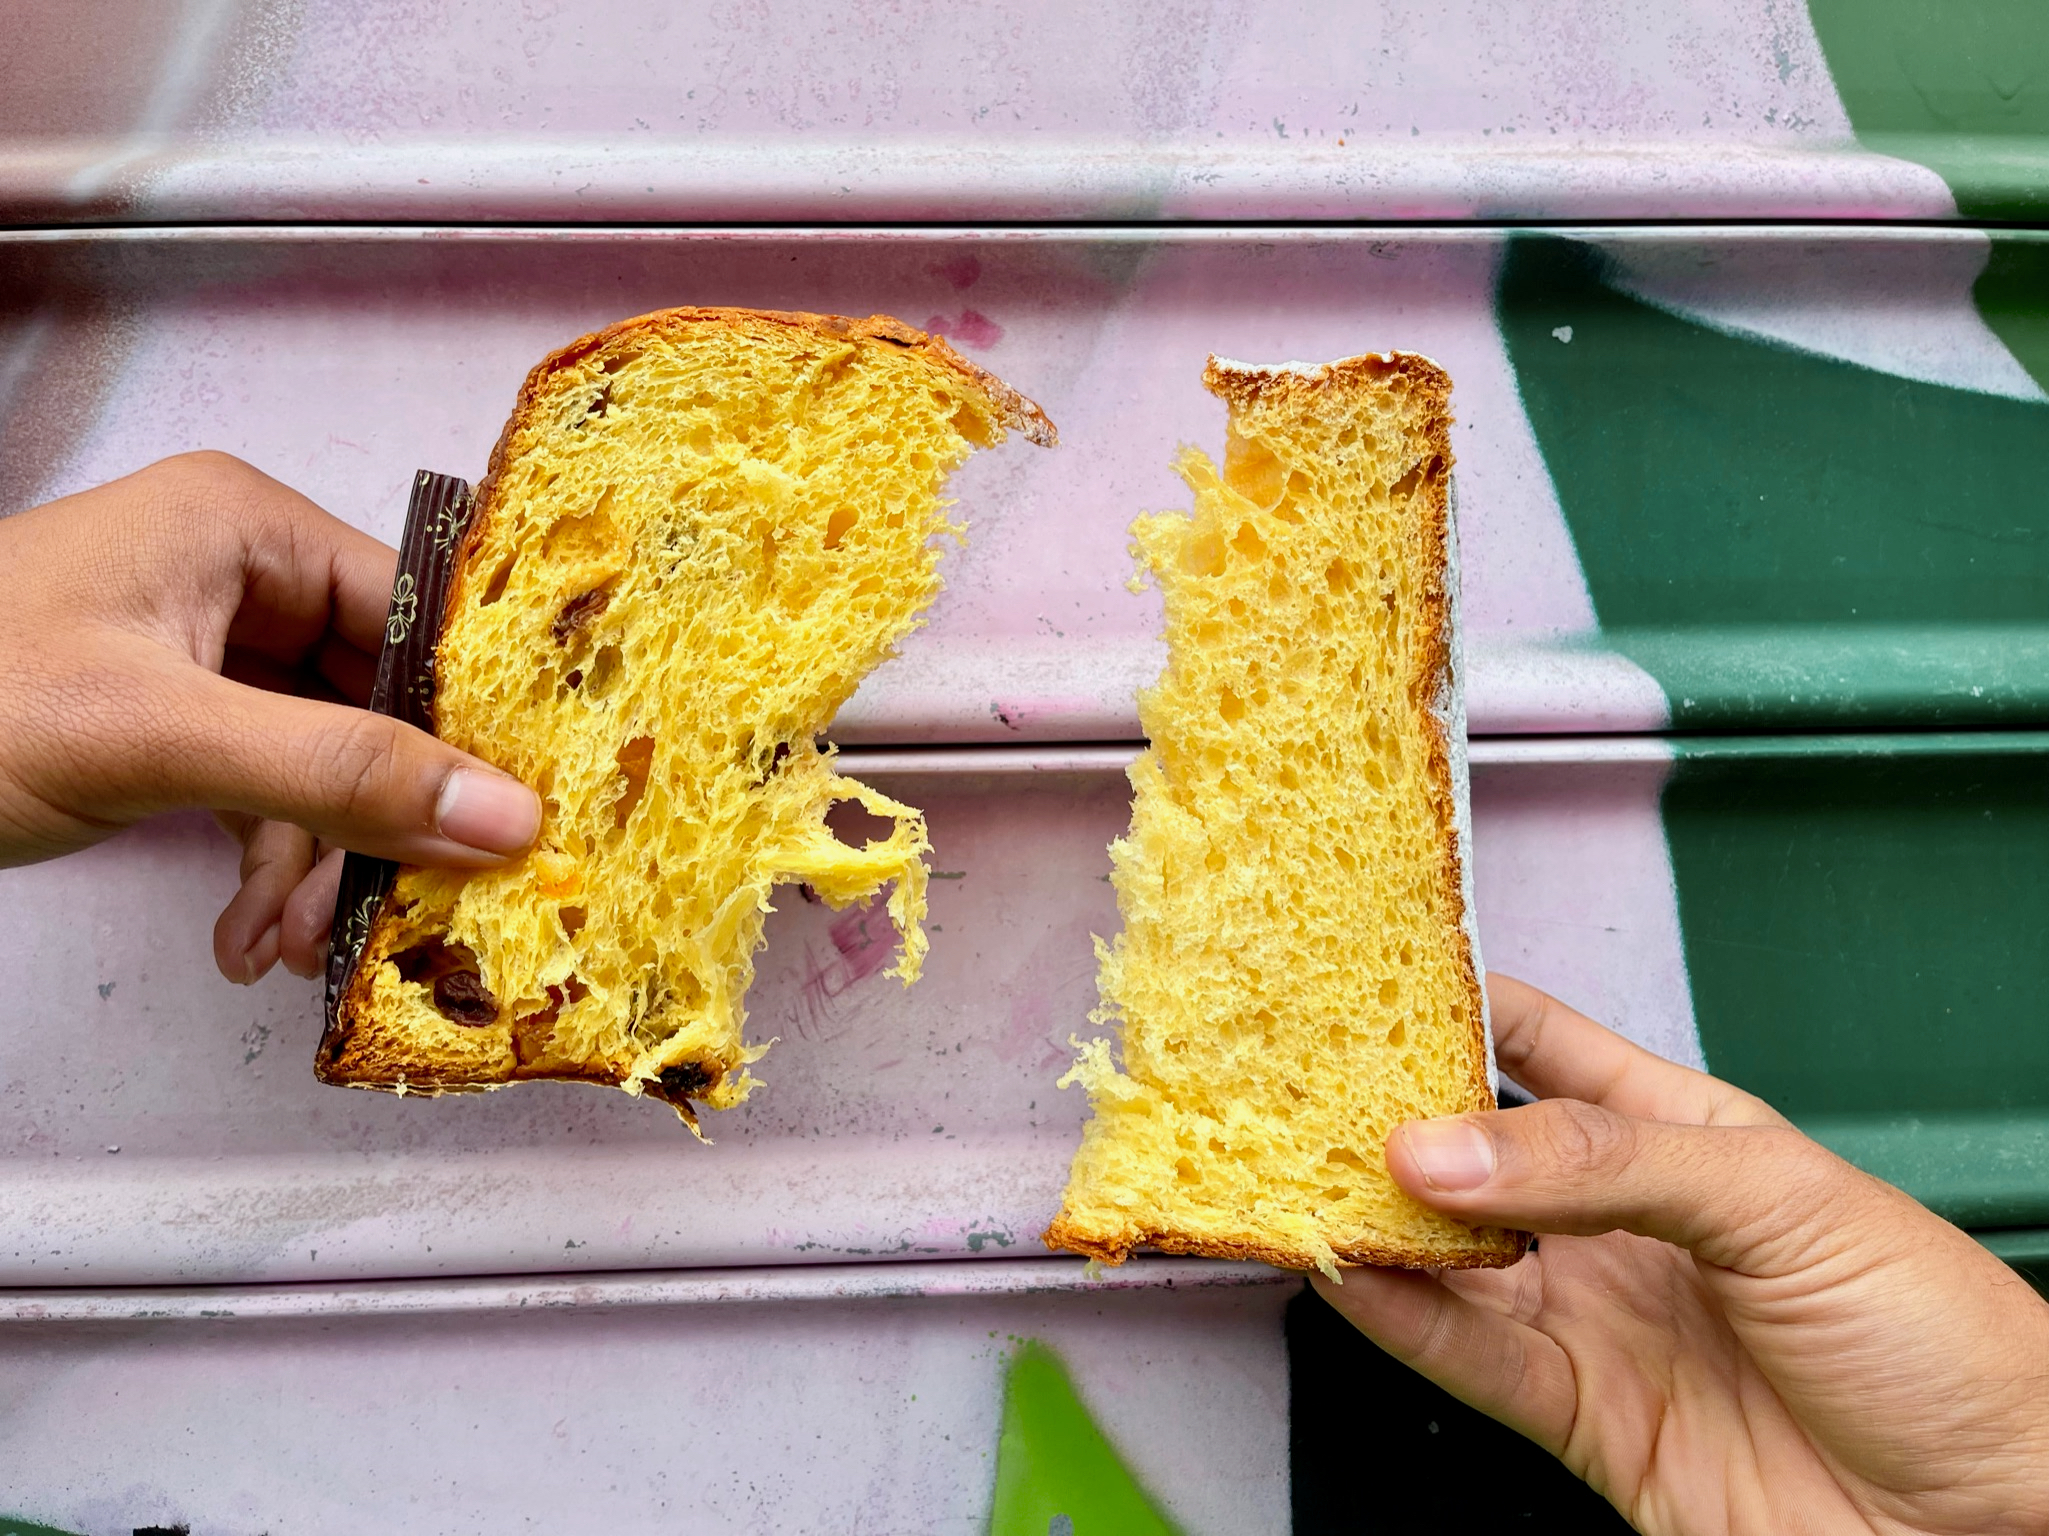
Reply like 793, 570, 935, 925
0, 452, 540, 985
1316, 974, 2049, 1535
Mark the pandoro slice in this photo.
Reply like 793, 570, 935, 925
320, 308, 1053, 1126
1044, 352, 1525, 1274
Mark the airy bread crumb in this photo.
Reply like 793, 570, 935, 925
320, 309, 1051, 1126
1045, 352, 1525, 1272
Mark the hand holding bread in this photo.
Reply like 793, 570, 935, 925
0, 451, 542, 982
1317, 973, 2049, 1536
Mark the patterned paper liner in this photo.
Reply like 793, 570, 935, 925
322, 470, 478, 1032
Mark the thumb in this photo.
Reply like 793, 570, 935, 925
1388, 1099, 1870, 1276
137, 667, 540, 867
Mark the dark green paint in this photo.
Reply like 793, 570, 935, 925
988, 1341, 1180, 1536
1807, 0, 2049, 221
1969, 234, 2049, 396
0, 1522, 86, 1536
1661, 734, 2049, 1227
1499, 235, 2049, 729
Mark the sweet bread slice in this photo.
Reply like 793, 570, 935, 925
319, 308, 1052, 1125
1045, 352, 1524, 1273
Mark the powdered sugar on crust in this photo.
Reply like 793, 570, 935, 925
1439, 474, 1494, 1098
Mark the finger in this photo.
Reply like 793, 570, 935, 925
1310, 1269, 1577, 1456
278, 847, 346, 979
1389, 1099, 1863, 1275
1488, 973, 1783, 1129
125, 665, 539, 867
101, 452, 398, 667
214, 819, 315, 983
313, 632, 379, 706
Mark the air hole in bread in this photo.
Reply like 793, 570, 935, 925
582, 644, 622, 697
1325, 1147, 1371, 1173
389, 933, 497, 1027
1175, 1156, 1200, 1183
613, 736, 656, 828
480, 554, 518, 606
1378, 978, 1400, 1006
585, 384, 612, 420
1231, 523, 1268, 561
558, 905, 587, 936
823, 506, 859, 550
1218, 687, 1245, 723
1182, 528, 1226, 578
1386, 1017, 1407, 1047
1222, 431, 1285, 507
825, 796, 898, 850
391, 935, 478, 986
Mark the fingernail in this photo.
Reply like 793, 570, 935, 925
435, 769, 541, 855
1402, 1119, 1495, 1192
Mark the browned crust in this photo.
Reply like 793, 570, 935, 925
324, 308, 1053, 1107
1041, 1215, 1531, 1273
1042, 350, 1520, 1271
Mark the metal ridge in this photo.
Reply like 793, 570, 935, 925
0, 1256, 1292, 1325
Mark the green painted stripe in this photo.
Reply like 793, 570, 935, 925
1975, 1227, 2049, 1265
1499, 234, 2049, 729
1807, 1114, 2049, 1228
989, 1341, 1181, 1536
1807, 0, 2049, 223
0, 1521, 87, 1536
1668, 729, 2049, 761
1971, 233, 2049, 398
1662, 739, 2049, 1145
1612, 626, 2049, 729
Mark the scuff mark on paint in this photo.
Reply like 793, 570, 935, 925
929, 254, 982, 290
793, 894, 897, 1041
923, 308, 1005, 350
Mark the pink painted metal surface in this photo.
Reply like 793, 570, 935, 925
12, 222, 2025, 748
0, 744, 1693, 1286
0, 1258, 1294, 1535
0, 0, 1945, 223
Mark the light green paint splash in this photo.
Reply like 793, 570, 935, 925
1806, 1, 2049, 390
988, 1342, 1180, 1536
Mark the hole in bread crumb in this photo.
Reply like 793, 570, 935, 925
852, 576, 883, 598
389, 937, 498, 1028
1231, 523, 1268, 561
824, 507, 859, 550
1325, 557, 1355, 593
583, 644, 622, 697
1218, 687, 1245, 723
480, 554, 517, 606
585, 384, 612, 420
1326, 1147, 1371, 1173
558, 906, 586, 936
1182, 528, 1226, 578
1386, 1018, 1407, 1047
1284, 1082, 1306, 1102
1319, 1185, 1350, 1203
1378, 978, 1400, 1006
1175, 1156, 1200, 1183
950, 405, 994, 447
613, 736, 656, 828
1207, 1137, 1229, 1156
1399, 941, 1414, 966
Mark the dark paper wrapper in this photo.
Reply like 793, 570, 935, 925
322, 470, 478, 1032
